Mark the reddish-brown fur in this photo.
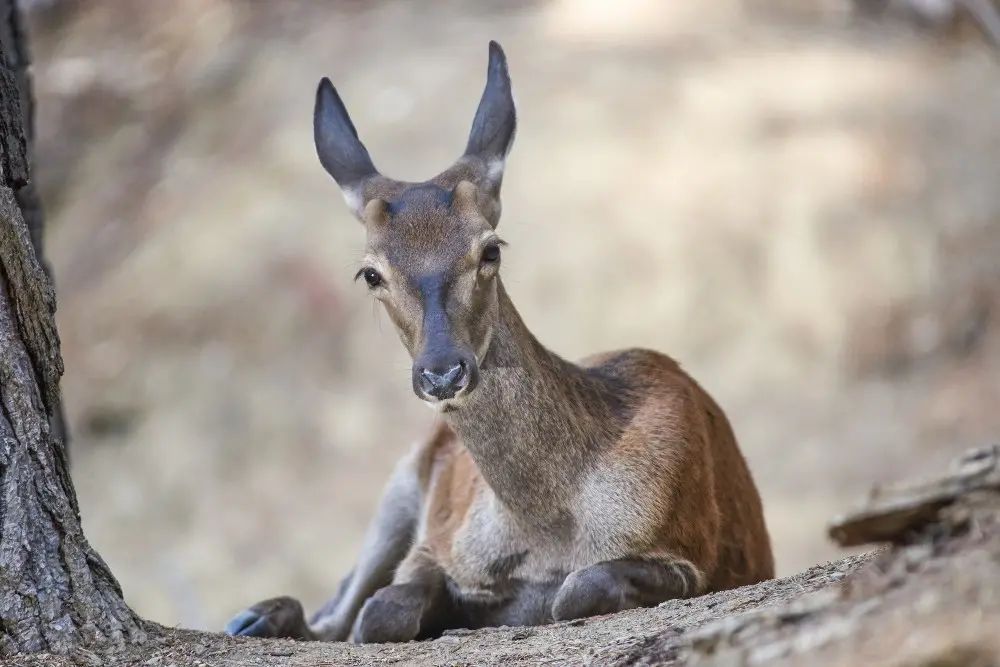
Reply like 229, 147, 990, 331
412, 346, 773, 596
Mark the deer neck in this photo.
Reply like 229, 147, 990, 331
443, 282, 624, 526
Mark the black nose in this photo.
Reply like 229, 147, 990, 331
418, 362, 467, 400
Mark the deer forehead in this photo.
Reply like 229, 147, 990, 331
365, 202, 496, 277
366, 233, 480, 278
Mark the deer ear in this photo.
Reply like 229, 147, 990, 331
314, 77, 379, 219
464, 41, 517, 193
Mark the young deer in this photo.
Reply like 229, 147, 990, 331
225, 41, 774, 644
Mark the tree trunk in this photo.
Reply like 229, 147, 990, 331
0, 0, 143, 654
2, 0, 69, 463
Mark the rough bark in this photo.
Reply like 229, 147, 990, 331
685, 443, 1000, 666
0, 0, 69, 463
0, 0, 142, 654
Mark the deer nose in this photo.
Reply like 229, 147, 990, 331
418, 362, 467, 400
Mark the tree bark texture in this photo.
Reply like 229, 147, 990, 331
0, 0, 142, 654
1, 0, 69, 462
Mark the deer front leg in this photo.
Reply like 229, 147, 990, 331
551, 558, 702, 622
225, 444, 424, 641
224, 595, 318, 640
351, 547, 456, 644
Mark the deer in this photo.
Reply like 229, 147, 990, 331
224, 41, 775, 645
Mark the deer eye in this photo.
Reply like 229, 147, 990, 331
356, 267, 383, 288
481, 243, 501, 264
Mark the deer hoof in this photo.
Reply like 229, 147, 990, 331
224, 596, 311, 639
352, 591, 422, 644
552, 565, 623, 622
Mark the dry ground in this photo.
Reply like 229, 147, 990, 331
10, 446, 1000, 666
4, 553, 877, 666
19, 0, 1000, 636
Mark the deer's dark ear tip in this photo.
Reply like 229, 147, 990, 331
315, 78, 348, 123
316, 77, 334, 98
488, 40, 506, 62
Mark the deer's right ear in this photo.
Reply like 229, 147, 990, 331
464, 41, 517, 194
314, 77, 379, 219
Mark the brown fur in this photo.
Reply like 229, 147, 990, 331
224, 41, 774, 645
408, 341, 773, 596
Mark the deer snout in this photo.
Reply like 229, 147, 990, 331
412, 352, 479, 402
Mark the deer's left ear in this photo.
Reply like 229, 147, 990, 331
314, 77, 381, 220
464, 41, 517, 195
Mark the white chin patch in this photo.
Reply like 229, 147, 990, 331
424, 397, 464, 413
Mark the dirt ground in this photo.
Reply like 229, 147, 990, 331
19, 0, 1000, 637
3, 552, 878, 666
10, 445, 1000, 666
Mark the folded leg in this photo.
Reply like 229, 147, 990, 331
551, 557, 701, 622
351, 547, 459, 644
225, 443, 426, 641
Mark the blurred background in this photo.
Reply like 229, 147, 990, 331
20, 0, 1000, 633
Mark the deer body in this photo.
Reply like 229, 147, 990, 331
225, 42, 774, 644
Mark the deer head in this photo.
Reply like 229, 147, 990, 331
314, 41, 517, 406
